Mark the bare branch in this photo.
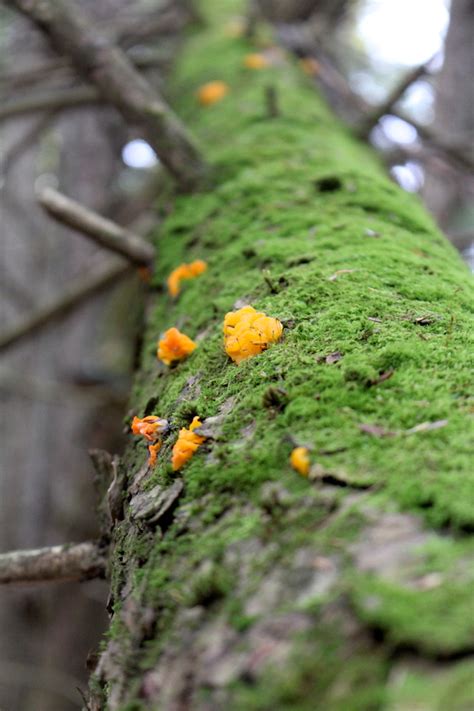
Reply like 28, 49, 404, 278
0, 258, 132, 352
0, 86, 100, 121
0, 541, 107, 585
357, 58, 436, 138
0, 56, 70, 90
38, 187, 155, 266
391, 109, 474, 173
0, 45, 172, 94
5, 0, 208, 190
274, 26, 474, 176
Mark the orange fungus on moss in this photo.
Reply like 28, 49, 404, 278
171, 416, 206, 471
197, 81, 229, 106
167, 259, 207, 298
157, 327, 197, 366
147, 442, 162, 468
132, 415, 168, 442
243, 53, 268, 69
290, 447, 310, 476
131, 416, 168, 468
223, 305, 283, 364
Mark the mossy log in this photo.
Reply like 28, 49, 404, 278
89, 3, 474, 709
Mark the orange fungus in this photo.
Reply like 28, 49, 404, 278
197, 81, 229, 106
167, 259, 207, 298
171, 416, 206, 471
147, 442, 162, 468
223, 305, 283, 364
243, 53, 268, 69
131, 416, 168, 468
290, 447, 310, 476
132, 415, 168, 442
157, 327, 197, 366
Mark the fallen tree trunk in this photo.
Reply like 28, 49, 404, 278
87, 2, 474, 709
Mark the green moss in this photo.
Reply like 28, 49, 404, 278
385, 659, 474, 711
229, 620, 388, 711
123, 0, 474, 532
350, 537, 474, 656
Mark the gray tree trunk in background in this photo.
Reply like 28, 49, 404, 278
0, 3, 137, 709
423, 0, 474, 245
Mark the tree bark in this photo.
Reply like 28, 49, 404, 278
52, 2, 474, 709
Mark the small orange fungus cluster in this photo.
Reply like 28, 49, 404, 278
167, 259, 207, 298
158, 327, 197, 366
131, 416, 168, 468
197, 81, 229, 106
290, 447, 310, 476
299, 57, 320, 76
132, 415, 168, 442
147, 442, 162, 468
223, 305, 283, 364
243, 53, 268, 69
172, 416, 206, 471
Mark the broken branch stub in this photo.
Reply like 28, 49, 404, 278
0, 541, 107, 585
39, 187, 155, 266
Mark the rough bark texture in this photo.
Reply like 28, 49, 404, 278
84, 2, 472, 709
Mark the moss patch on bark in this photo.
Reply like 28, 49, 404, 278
93, 1, 474, 708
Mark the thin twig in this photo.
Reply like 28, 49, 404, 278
0, 86, 100, 121
0, 45, 171, 94
0, 541, 107, 584
38, 187, 155, 266
275, 26, 474, 175
5, 0, 208, 190
357, 57, 436, 138
0, 258, 132, 352
391, 109, 474, 173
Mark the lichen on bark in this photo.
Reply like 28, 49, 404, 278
89, 1, 474, 709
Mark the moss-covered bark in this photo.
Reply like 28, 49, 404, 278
89, 2, 474, 709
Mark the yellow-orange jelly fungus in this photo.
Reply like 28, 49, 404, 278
290, 447, 310, 476
197, 81, 229, 106
131, 416, 168, 468
243, 53, 268, 69
172, 416, 206, 471
147, 442, 162, 468
167, 259, 207, 298
131, 415, 168, 442
223, 305, 283, 364
157, 327, 197, 366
